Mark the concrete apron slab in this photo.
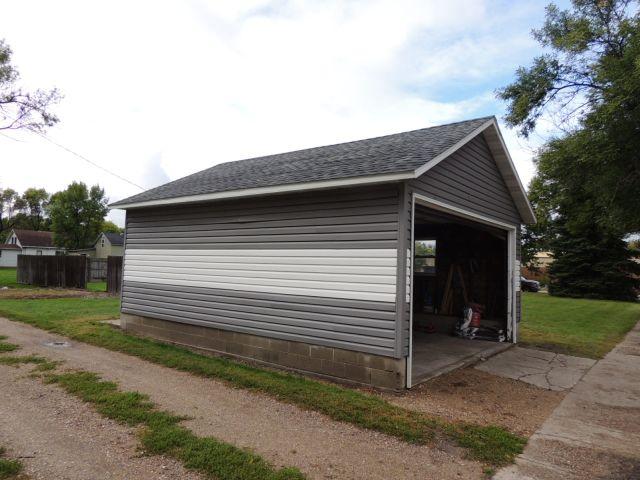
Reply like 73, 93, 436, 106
494, 321, 640, 480
411, 333, 512, 385
475, 346, 595, 391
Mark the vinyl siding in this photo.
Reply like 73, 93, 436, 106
409, 134, 522, 226
401, 135, 523, 351
122, 185, 402, 357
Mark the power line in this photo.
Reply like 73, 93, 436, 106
27, 129, 145, 191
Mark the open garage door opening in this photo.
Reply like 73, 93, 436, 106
408, 197, 517, 387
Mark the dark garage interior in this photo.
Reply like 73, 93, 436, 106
411, 204, 512, 385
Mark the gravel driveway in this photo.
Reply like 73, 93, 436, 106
0, 317, 485, 480
0, 363, 202, 480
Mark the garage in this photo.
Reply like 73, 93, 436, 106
112, 115, 535, 390
408, 199, 517, 386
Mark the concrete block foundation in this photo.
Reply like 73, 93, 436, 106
121, 313, 406, 389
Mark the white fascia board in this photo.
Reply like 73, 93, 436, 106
111, 118, 535, 224
414, 193, 518, 231
110, 172, 414, 209
482, 119, 536, 224
414, 117, 535, 225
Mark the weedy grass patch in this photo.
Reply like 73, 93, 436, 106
0, 297, 526, 466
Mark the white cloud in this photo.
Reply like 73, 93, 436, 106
0, 0, 546, 226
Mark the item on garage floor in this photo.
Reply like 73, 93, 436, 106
455, 306, 505, 342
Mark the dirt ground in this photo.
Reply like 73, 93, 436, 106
0, 364, 202, 480
380, 366, 565, 437
0, 317, 486, 480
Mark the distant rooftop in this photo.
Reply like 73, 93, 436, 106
12, 229, 54, 248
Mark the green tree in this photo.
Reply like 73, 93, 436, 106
1, 39, 60, 131
521, 175, 555, 267
101, 220, 123, 234
548, 216, 640, 300
21, 187, 49, 230
535, 136, 640, 300
0, 187, 19, 239
498, 0, 640, 232
48, 182, 109, 249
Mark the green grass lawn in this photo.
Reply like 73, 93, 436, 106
87, 281, 107, 292
520, 292, 640, 359
0, 296, 525, 466
0, 268, 26, 289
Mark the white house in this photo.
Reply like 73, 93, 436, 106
1, 229, 65, 267
0, 244, 21, 268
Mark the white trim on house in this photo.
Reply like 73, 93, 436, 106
407, 194, 416, 389
110, 119, 535, 224
414, 193, 519, 230
406, 193, 519, 387
111, 172, 414, 209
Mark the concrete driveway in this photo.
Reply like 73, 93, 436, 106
495, 322, 640, 479
476, 346, 596, 391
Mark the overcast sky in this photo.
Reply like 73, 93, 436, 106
1, 0, 567, 226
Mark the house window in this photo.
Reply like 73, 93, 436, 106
36, 250, 43, 256
101, 240, 105, 247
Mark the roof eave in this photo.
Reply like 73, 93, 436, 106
109, 171, 415, 210
111, 118, 536, 225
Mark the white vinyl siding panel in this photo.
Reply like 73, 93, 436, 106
124, 248, 397, 302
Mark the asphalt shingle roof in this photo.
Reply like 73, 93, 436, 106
12, 229, 54, 247
112, 116, 492, 207
102, 232, 124, 246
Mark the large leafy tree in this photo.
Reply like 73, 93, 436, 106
48, 182, 109, 249
535, 137, 639, 300
0, 187, 51, 238
21, 187, 49, 230
520, 176, 555, 267
101, 220, 123, 234
498, 0, 640, 233
0, 39, 60, 132
0, 188, 19, 240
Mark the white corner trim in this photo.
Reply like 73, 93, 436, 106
413, 119, 495, 178
406, 193, 416, 389
110, 172, 414, 209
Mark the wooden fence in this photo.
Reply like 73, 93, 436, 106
106, 255, 123, 295
17, 255, 87, 289
87, 258, 108, 281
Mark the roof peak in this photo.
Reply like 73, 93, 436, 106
112, 116, 495, 209
213, 116, 495, 170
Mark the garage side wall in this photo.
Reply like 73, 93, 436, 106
120, 185, 406, 388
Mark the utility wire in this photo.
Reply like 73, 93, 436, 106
27, 129, 145, 191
